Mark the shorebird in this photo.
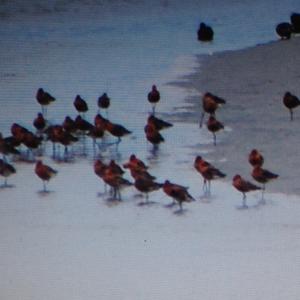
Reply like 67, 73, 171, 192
194, 156, 226, 195
147, 85, 160, 115
162, 180, 195, 212
36, 88, 56, 116
0, 159, 16, 187
283, 92, 300, 121
248, 149, 264, 167
200, 92, 226, 127
147, 115, 173, 131
0, 132, 20, 160
134, 177, 162, 203
144, 123, 164, 149
98, 93, 110, 115
123, 154, 148, 171
291, 13, 300, 33
232, 174, 261, 208
251, 165, 279, 203
206, 116, 224, 146
94, 159, 108, 193
105, 121, 131, 146
74, 95, 88, 116
35, 160, 57, 192
74, 115, 93, 132
33, 113, 47, 134
197, 22, 214, 42
276, 22, 293, 40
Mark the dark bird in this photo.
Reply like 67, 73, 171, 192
74, 95, 88, 115
0, 132, 20, 160
248, 149, 264, 167
144, 123, 164, 149
123, 154, 148, 171
0, 159, 16, 187
147, 85, 160, 115
62, 116, 77, 134
33, 113, 47, 133
251, 166, 279, 202
94, 113, 109, 132
98, 93, 110, 115
276, 22, 293, 40
197, 22, 214, 42
94, 159, 109, 193
134, 177, 162, 203
35, 160, 57, 192
291, 12, 300, 33
75, 115, 93, 132
200, 92, 226, 127
147, 115, 173, 131
123, 158, 155, 182
194, 156, 226, 194
105, 121, 131, 145
206, 116, 224, 146
108, 160, 125, 176
162, 180, 195, 211
36, 88, 55, 116
283, 92, 300, 121
232, 174, 261, 208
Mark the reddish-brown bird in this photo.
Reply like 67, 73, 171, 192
35, 160, 57, 192
194, 156, 226, 194
147, 115, 173, 131
0, 132, 20, 159
147, 85, 160, 115
123, 154, 148, 171
144, 123, 164, 149
200, 92, 226, 127
74, 95, 88, 115
98, 93, 110, 114
105, 121, 131, 145
0, 159, 16, 187
134, 177, 162, 203
283, 91, 300, 121
33, 113, 47, 133
232, 174, 261, 208
248, 149, 264, 167
207, 116, 224, 146
36, 88, 56, 116
162, 180, 195, 211
251, 166, 279, 202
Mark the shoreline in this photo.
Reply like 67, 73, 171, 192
171, 37, 300, 195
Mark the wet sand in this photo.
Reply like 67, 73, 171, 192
170, 37, 300, 195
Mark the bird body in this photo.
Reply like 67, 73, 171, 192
0, 159, 16, 186
147, 115, 173, 131
206, 116, 224, 145
98, 93, 110, 109
248, 149, 264, 167
35, 160, 57, 192
276, 22, 293, 40
197, 22, 214, 41
74, 95, 88, 114
147, 85, 160, 114
291, 12, 300, 33
251, 166, 278, 185
283, 92, 300, 120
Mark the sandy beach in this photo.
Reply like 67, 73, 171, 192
171, 37, 300, 195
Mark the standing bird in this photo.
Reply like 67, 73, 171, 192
276, 22, 293, 40
147, 85, 160, 115
98, 93, 110, 116
197, 22, 214, 42
33, 113, 47, 134
194, 156, 226, 195
36, 88, 56, 116
105, 121, 132, 146
232, 174, 261, 208
35, 160, 57, 192
251, 166, 279, 203
206, 116, 224, 146
291, 12, 300, 33
74, 95, 88, 116
0, 132, 20, 160
144, 123, 164, 150
283, 91, 300, 121
123, 154, 148, 171
162, 180, 195, 212
147, 115, 173, 131
248, 149, 264, 167
134, 177, 162, 203
200, 92, 226, 127
0, 159, 16, 187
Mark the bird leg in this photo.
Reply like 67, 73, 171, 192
242, 193, 248, 208
199, 112, 205, 128
213, 133, 217, 146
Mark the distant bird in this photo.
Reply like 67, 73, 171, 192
0, 132, 20, 160
162, 180, 195, 211
36, 88, 56, 116
248, 149, 264, 167
98, 93, 110, 115
105, 121, 131, 145
200, 92, 226, 127
74, 95, 88, 115
94, 113, 109, 132
232, 174, 261, 208
33, 113, 47, 133
35, 160, 57, 192
123, 154, 148, 171
21, 131, 43, 158
206, 116, 224, 146
62, 116, 77, 134
283, 91, 300, 121
194, 156, 226, 194
251, 165, 279, 202
291, 12, 300, 33
0, 159, 16, 187
144, 123, 164, 149
147, 115, 173, 131
54, 127, 78, 160
197, 22, 214, 42
276, 22, 293, 40
134, 177, 162, 203
74, 115, 93, 132
147, 85, 160, 114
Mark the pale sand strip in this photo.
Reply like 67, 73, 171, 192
171, 37, 300, 195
